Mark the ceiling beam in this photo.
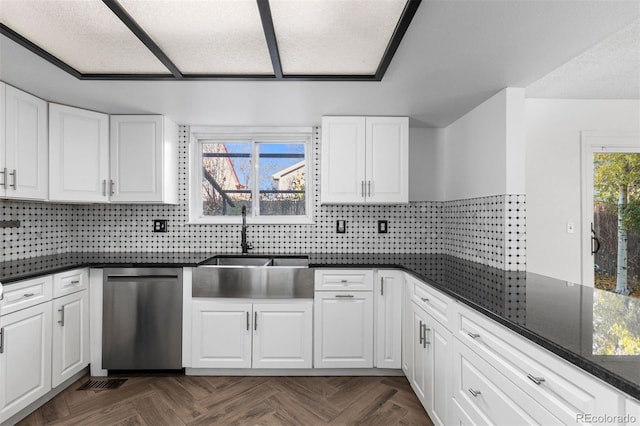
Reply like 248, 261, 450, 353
257, 0, 283, 79
0, 23, 83, 79
102, 0, 183, 79
375, 0, 422, 80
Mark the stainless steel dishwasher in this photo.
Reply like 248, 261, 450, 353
102, 268, 182, 370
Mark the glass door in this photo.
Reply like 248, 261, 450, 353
582, 133, 640, 295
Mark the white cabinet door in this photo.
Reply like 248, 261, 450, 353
52, 291, 89, 388
2, 85, 48, 200
374, 270, 403, 369
0, 302, 52, 423
411, 305, 428, 403
320, 116, 366, 204
252, 303, 312, 369
191, 301, 252, 368
110, 115, 178, 204
49, 103, 109, 202
412, 303, 452, 426
365, 117, 408, 204
402, 274, 413, 377
424, 308, 452, 426
314, 291, 373, 368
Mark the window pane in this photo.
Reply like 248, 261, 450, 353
201, 142, 251, 216
258, 143, 306, 216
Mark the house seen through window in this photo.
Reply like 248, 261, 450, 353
191, 128, 312, 224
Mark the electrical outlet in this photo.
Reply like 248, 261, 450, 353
153, 219, 168, 233
378, 220, 388, 234
566, 222, 575, 234
336, 220, 346, 233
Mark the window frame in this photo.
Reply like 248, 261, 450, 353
189, 126, 314, 225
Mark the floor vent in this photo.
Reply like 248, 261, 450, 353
78, 379, 127, 391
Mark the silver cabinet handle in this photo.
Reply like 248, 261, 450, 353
102, 180, 107, 196
9, 169, 16, 189
421, 297, 429, 303
23, 293, 35, 298
361, 181, 365, 198
468, 388, 481, 397
467, 332, 480, 339
0, 168, 6, 189
109, 179, 115, 196
340, 279, 348, 283
70, 280, 80, 284
0, 328, 4, 354
367, 180, 371, 197
246, 312, 250, 331
254, 312, 258, 331
419, 320, 424, 345
335, 294, 354, 298
423, 325, 430, 347
58, 306, 65, 326
380, 277, 384, 296
527, 374, 546, 385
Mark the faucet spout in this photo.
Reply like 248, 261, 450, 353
241, 206, 253, 254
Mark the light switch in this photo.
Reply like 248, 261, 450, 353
566, 222, 575, 234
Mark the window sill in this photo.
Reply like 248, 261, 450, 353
187, 216, 315, 226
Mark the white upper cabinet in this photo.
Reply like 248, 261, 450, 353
0, 83, 48, 200
321, 116, 408, 204
110, 115, 178, 204
49, 103, 109, 202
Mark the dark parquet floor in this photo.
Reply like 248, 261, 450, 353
18, 375, 433, 426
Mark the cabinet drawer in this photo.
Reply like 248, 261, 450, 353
0, 275, 53, 316
453, 339, 560, 425
456, 305, 621, 423
408, 274, 452, 329
314, 269, 374, 291
53, 268, 88, 298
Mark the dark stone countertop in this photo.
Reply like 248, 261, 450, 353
1, 252, 638, 400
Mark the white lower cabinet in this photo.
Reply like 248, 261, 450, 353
52, 290, 89, 387
374, 270, 403, 369
0, 302, 52, 422
452, 338, 560, 425
314, 291, 373, 368
410, 302, 452, 426
191, 300, 312, 369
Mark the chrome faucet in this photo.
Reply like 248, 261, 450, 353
241, 206, 253, 254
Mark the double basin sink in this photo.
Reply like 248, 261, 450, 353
193, 255, 314, 299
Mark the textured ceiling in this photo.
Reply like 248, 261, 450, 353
527, 18, 640, 99
0, 1, 638, 128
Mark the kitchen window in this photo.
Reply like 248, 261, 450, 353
189, 127, 313, 224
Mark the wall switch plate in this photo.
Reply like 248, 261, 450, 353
336, 220, 346, 233
566, 222, 575, 234
153, 219, 168, 233
378, 220, 388, 234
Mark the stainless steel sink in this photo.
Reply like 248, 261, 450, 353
205, 256, 272, 266
194, 255, 313, 298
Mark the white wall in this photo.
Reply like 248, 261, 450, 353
443, 88, 525, 200
409, 127, 445, 201
525, 99, 640, 283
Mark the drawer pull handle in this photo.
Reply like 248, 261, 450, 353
335, 294, 354, 298
340, 279, 348, 283
70, 280, 80, 284
467, 332, 480, 339
527, 374, 546, 385
421, 297, 429, 303
468, 388, 481, 397
23, 293, 35, 298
